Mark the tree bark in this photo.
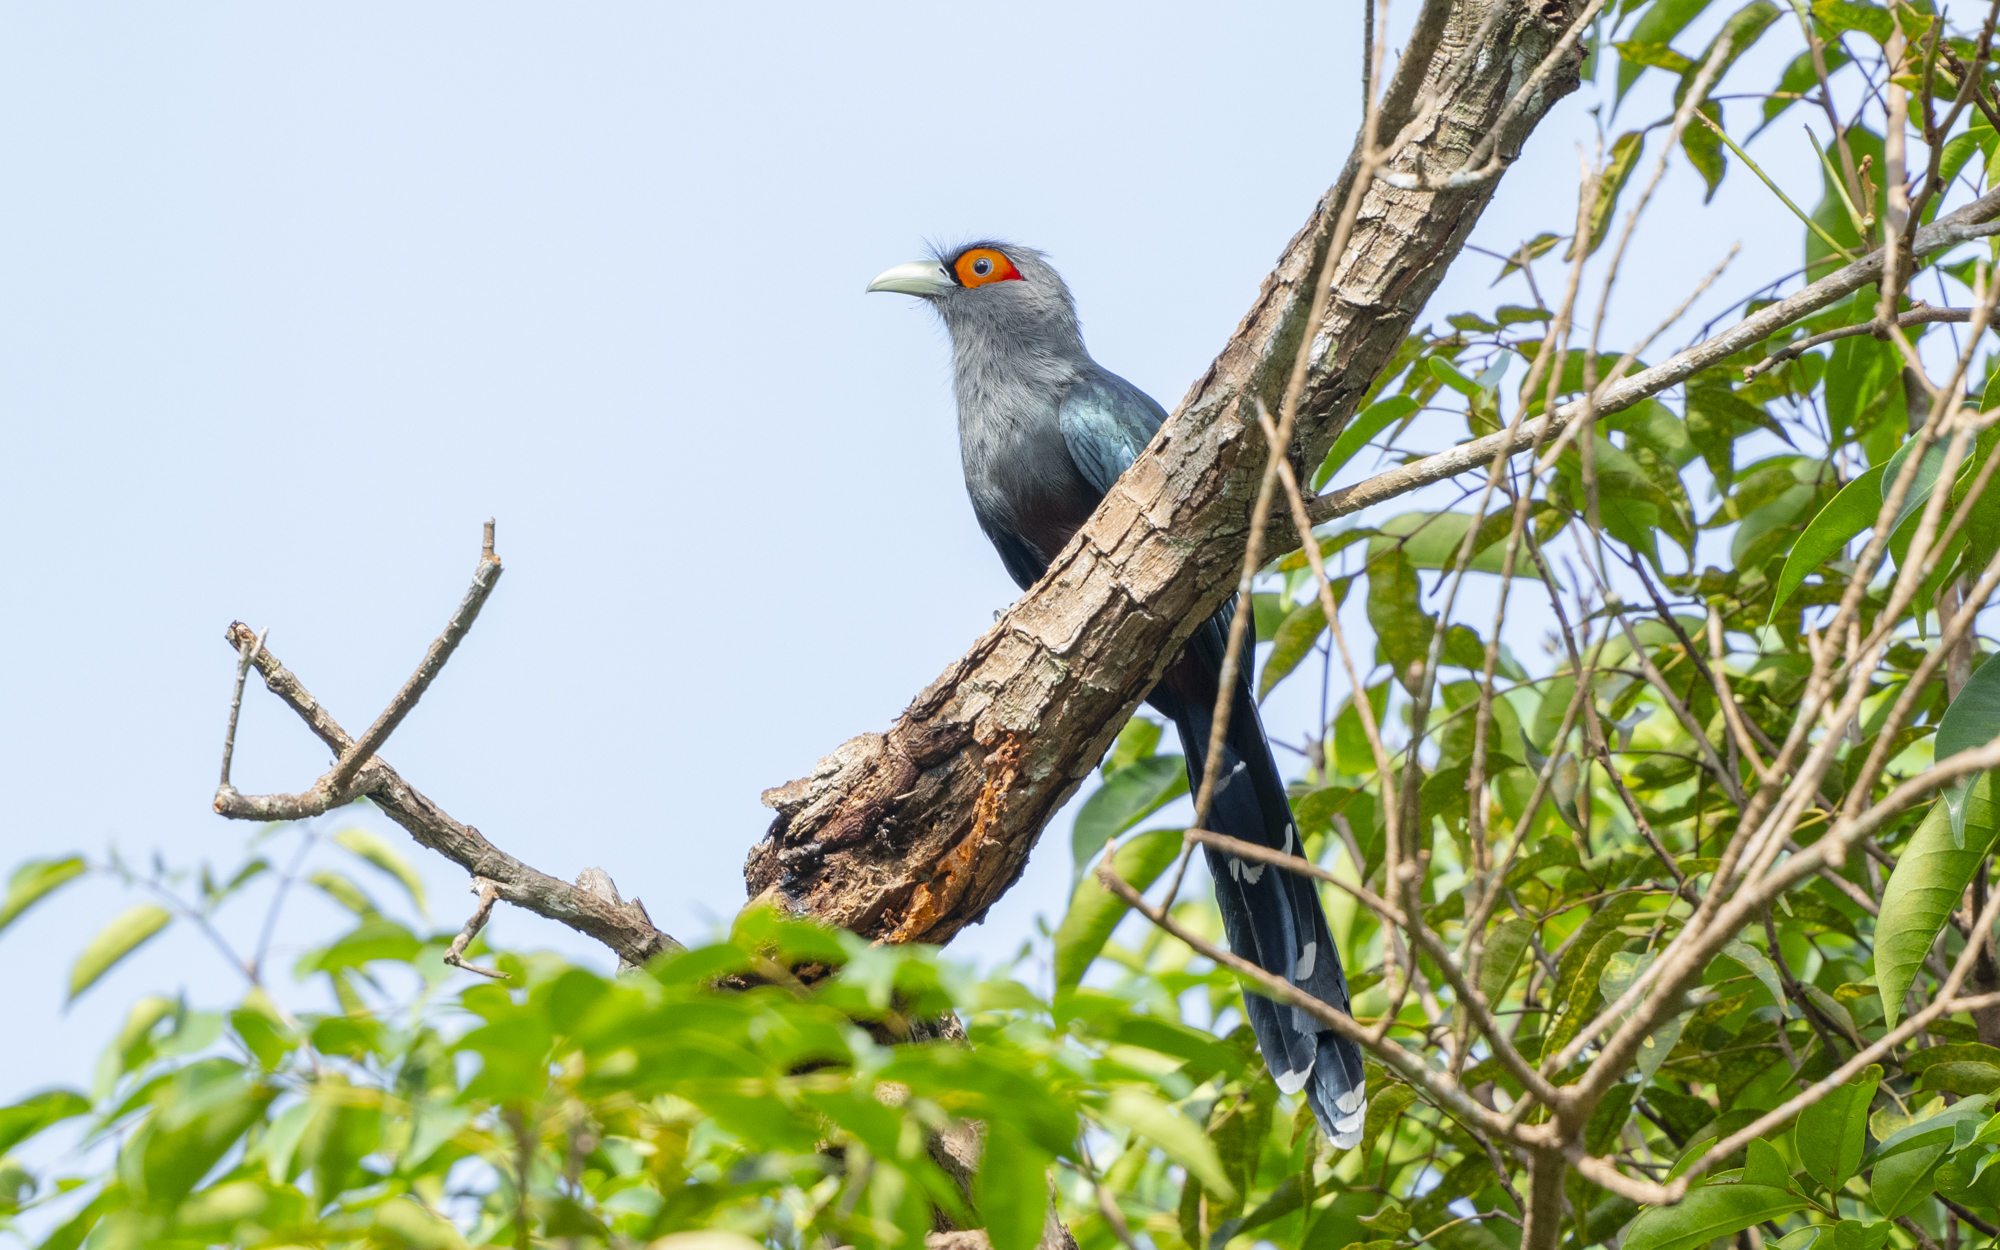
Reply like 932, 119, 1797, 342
1521, 1148, 1570, 1250
746, 0, 1589, 940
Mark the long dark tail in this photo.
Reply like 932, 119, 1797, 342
1144, 597, 1367, 1147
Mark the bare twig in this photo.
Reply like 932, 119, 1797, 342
1744, 303, 1977, 377
324, 519, 504, 800
1096, 850, 1516, 1138
1311, 188, 2000, 527
213, 593, 680, 969
218, 626, 268, 790
213, 523, 505, 822
443, 877, 508, 980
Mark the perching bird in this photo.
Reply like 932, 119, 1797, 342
868, 242, 1367, 1146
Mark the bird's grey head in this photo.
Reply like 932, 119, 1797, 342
867, 241, 1086, 360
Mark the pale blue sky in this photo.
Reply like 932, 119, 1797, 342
1, 0, 1842, 1117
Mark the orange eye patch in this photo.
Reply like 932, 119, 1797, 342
953, 248, 1022, 288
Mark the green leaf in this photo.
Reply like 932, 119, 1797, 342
0, 1089, 90, 1156
1368, 548, 1434, 688
1918, 1062, 2000, 1095
1103, 1086, 1235, 1199
1623, 1185, 1807, 1250
1769, 463, 1884, 621
1871, 1138, 1951, 1217
1813, 0, 1893, 43
1545, 897, 1641, 1055
1937, 651, 2000, 843
1683, 102, 1727, 201
308, 870, 377, 917
332, 828, 428, 917
1275, 527, 1374, 574
1496, 233, 1564, 282
1260, 600, 1330, 701
1868, 1095, 1991, 1157
1587, 1084, 1639, 1158
1756, 46, 1851, 135
1479, 918, 1536, 1006
1832, 1220, 1892, 1250
1798, 1064, 1880, 1191
1598, 949, 1691, 1085
1053, 829, 1186, 990
1743, 1138, 1795, 1190
295, 918, 422, 977
1617, 0, 1716, 100
1431, 358, 1482, 397
1072, 756, 1189, 874
229, 1010, 293, 1071
1367, 512, 1539, 578
261, 1101, 313, 1184
1358, 1080, 1418, 1159
1824, 328, 1899, 438
1107, 716, 1164, 773
1689, 3, 1781, 98
1335, 683, 1393, 776
1578, 131, 1647, 259
1720, 940, 1789, 1014
1614, 41, 1695, 73
1882, 435, 1952, 554
370, 1196, 469, 1250
127, 1060, 269, 1209
1771, 436, 1946, 623
0, 856, 86, 935
1316, 397, 1422, 489
1905, 1042, 2000, 1074
1877, 778, 2000, 1028
68, 904, 171, 1000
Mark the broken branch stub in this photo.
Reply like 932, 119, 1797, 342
745, 0, 1588, 944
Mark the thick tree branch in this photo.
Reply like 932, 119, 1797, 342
748, 0, 1592, 944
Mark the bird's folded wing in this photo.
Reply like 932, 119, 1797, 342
1056, 369, 1168, 495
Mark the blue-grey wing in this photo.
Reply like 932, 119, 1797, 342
1057, 369, 1168, 497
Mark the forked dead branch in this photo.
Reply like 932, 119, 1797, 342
210, 522, 680, 972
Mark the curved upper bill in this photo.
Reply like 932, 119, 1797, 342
867, 260, 953, 297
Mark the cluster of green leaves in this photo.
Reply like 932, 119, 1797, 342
0, 816, 1383, 1250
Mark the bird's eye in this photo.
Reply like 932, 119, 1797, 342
953, 247, 1023, 288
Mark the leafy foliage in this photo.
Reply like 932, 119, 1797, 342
19, 0, 2000, 1245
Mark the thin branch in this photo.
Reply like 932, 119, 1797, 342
1096, 849, 1517, 1139
443, 877, 508, 980
325, 518, 504, 800
213, 605, 680, 969
1744, 303, 1977, 378
1309, 189, 2000, 528
218, 626, 268, 790
213, 523, 504, 821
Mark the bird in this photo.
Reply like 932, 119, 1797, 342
868, 241, 1367, 1147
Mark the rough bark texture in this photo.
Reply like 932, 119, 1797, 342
745, 0, 1586, 942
